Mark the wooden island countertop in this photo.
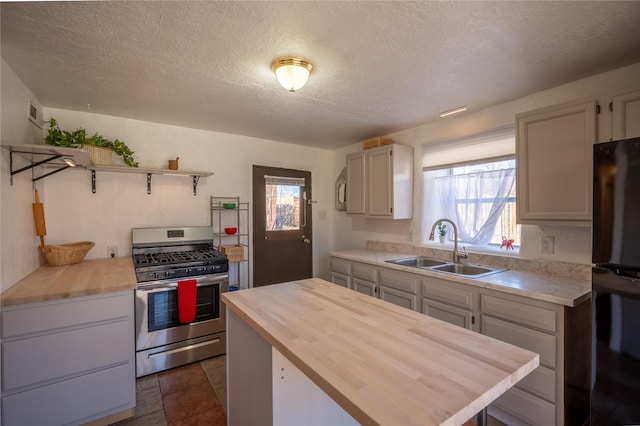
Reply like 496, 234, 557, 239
1, 257, 136, 307
222, 278, 540, 426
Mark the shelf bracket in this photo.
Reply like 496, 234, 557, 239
147, 173, 152, 195
9, 150, 67, 185
193, 176, 200, 196
91, 170, 97, 193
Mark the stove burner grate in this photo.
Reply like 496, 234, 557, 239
133, 248, 224, 267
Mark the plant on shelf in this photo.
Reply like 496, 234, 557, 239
44, 118, 139, 167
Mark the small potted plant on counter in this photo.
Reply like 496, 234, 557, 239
44, 118, 139, 167
437, 222, 448, 243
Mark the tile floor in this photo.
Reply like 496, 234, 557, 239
113, 355, 227, 426
114, 354, 505, 426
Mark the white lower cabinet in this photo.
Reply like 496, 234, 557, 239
378, 268, 419, 311
481, 293, 564, 426
328, 256, 589, 425
422, 299, 473, 330
352, 262, 378, 297
330, 257, 352, 288
422, 277, 477, 331
1, 291, 136, 426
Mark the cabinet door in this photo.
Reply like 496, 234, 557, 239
516, 100, 596, 224
366, 146, 393, 217
612, 90, 640, 139
346, 152, 366, 214
352, 278, 376, 297
380, 286, 417, 311
330, 272, 351, 289
422, 298, 473, 330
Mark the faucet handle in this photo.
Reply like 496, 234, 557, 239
457, 246, 469, 261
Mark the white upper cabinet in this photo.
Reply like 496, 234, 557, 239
346, 151, 366, 215
346, 144, 413, 219
611, 89, 640, 140
516, 100, 597, 225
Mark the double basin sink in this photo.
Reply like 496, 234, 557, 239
385, 256, 505, 279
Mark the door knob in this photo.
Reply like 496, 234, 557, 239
303, 237, 311, 244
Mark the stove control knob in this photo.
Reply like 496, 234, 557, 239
164, 271, 171, 278
185, 268, 191, 275
153, 272, 159, 280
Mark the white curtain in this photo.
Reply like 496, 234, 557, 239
435, 168, 515, 245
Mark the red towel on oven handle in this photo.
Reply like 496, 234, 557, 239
178, 279, 197, 323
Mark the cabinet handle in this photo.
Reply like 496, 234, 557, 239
472, 315, 475, 325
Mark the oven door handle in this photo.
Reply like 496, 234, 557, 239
136, 280, 225, 293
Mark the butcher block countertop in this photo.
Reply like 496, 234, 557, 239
1, 257, 136, 307
222, 278, 540, 426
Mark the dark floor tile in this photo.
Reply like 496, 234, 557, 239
168, 404, 227, 426
158, 363, 210, 396
162, 385, 219, 424
214, 387, 227, 413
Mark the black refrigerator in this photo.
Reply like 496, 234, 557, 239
592, 136, 640, 425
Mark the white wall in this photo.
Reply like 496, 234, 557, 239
0, 59, 45, 293
39, 109, 335, 284
331, 62, 640, 265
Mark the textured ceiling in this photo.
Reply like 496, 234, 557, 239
2, 1, 640, 150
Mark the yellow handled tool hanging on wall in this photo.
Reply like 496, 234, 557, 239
33, 189, 46, 250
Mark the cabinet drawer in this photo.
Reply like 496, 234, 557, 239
481, 294, 557, 333
515, 364, 556, 403
482, 316, 556, 368
330, 257, 351, 276
2, 291, 132, 338
2, 363, 134, 426
352, 262, 378, 283
422, 278, 474, 309
379, 269, 418, 294
491, 386, 556, 426
3, 320, 131, 391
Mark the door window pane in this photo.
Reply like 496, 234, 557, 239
265, 183, 302, 231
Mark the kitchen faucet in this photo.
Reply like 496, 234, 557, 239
429, 218, 469, 264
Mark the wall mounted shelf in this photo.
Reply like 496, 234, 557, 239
3, 144, 92, 184
89, 165, 213, 195
3, 144, 213, 195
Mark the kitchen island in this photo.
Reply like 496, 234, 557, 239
222, 278, 540, 425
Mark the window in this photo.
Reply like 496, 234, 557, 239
264, 175, 304, 231
422, 128, 520, 249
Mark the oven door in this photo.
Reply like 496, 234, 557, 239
135, 273, 228, 352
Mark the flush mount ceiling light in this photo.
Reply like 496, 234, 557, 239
439, 106, 468, 118
63, 158, 77, 167
271, 57, 313, 92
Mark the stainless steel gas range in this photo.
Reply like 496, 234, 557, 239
132, 226, 229, 377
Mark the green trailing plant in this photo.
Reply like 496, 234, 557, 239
437, 222, 447, 237
44, 118, 139, 167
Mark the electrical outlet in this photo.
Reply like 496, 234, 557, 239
540, 236, 554, 254
107, 246, 118, 259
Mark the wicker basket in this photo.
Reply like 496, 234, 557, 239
362, 136, 394, 150
82, 144, 113, 166
41, 241, 95, 266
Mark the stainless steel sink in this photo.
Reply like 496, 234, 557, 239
386, 257, 448, 268
385, 256, 505, 279
430, 263, 505, 278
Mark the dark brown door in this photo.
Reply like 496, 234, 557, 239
253, 165, 312, 287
